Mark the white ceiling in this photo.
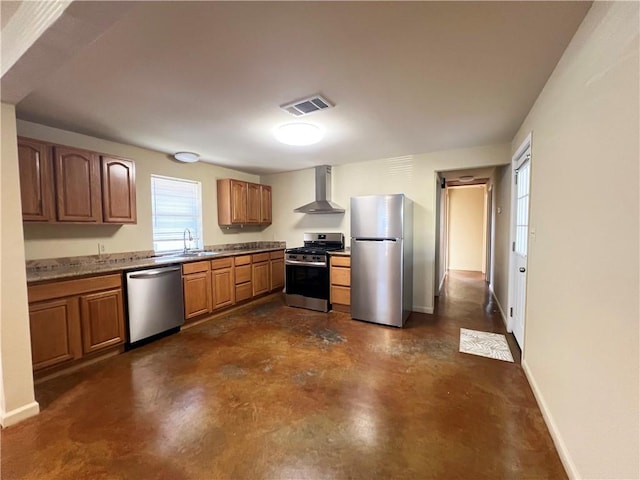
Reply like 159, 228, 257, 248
9, 1, 591, 174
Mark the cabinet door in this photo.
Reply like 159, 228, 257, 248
29, 298, 82, 371
260, 185, 272, 224
18, 138, 55, 222
212, 267, 234, 310
252, 261, 270, 296
231, 180, 247, 224
183, 272, 212, 320
270, 258, 284, 291
101, 156, 136, 224
79, 289, 125, 354
247, 183, 261, 224
54, 146, 102, 222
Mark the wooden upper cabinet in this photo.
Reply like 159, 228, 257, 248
231, 180, 248, 223
217, 178, 272, 226
247, 183, 261, 224
217, 178, 248, 225
101, 156, 136, 224
260, 185, 272, 225
54, 146, 102, 222
17, 137, 137, 224
18, 137, 55, 222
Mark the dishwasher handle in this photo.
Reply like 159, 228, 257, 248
128, 266, 181, 279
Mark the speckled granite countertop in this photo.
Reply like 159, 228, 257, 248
26, 243, 285, 283
329, 248, 351, 256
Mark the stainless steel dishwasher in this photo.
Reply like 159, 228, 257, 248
125, 265, 184, 345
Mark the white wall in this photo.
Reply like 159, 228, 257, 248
491, 164, 511, 323
0, 103, 39, 426
512, 2, 639, 478
447, 185, 485, 272
262, 143, 510, 313
17, 121, 265, 260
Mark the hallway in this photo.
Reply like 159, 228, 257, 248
1, 272, 565, 479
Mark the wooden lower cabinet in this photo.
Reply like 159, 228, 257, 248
183, 271, 212, 320
27, 273, 125, 374
270, 250, 284, 291
29, 298, 82, 370
234, 255, 253, 303
211, 258, 234, 310
330, 255, 351, 313
235, 283, 253, 302
79, 289, 125, 354
252, 253, 270, 296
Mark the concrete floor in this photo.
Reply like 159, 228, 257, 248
1, 271, 566, 479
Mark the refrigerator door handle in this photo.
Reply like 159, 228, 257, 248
353, 238, 397, 242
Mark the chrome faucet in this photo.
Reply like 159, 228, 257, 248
183, 228, 193, 254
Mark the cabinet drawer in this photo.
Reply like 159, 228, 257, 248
234, 255, 251, 266
331, 285, 351, 306
211, 257, 233, 270
252, 252, 269, 263
235, 264, 252, 284
331, 256, 351, 267
331, 267, 351, 287
28, 274, 122, 303
269, 250, 284, 260
235, 283, 252, 302
182, 261, 210, 274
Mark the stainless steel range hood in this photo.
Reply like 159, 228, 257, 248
294, 165, 345, 214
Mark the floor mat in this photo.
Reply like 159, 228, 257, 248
459, 328, 514, 362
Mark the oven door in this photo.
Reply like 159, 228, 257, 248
285, 263, 329, 300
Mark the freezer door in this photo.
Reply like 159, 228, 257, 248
351, 238, 403, 327
351, 194, 404, 239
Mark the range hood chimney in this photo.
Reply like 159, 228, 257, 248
294, 165, 345, 214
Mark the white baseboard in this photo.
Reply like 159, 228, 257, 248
1, 400, 39, 428
412, 306, 434, 314
489, 285, 510, 331
522, 360, 578, 479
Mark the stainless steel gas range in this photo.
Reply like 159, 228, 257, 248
285, 232, 344, 312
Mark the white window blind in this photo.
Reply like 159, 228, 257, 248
151, 175, 203, 252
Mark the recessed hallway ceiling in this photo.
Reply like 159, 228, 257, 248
10, 1, 591, 173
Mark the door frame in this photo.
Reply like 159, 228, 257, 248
507, 132, 532, 343
486, 184, 494, 284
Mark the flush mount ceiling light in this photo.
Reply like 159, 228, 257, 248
459, 175, 475, 183
274, 123, 324, 146
174, 152, 200, 163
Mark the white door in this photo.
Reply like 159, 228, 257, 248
511, 147, 531, 349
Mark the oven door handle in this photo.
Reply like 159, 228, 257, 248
285, 260, 326, 267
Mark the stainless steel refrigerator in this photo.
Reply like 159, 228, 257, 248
350, 194, 412, 327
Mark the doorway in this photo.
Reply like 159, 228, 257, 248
434, 168, 496, 299
508, 134, 532, 351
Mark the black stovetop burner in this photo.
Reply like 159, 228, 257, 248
285, 246, 343, 255
285, 232, 345, 256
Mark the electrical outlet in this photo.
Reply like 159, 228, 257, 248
98, 243, 106, 254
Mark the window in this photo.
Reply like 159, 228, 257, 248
151, 175, 203, 252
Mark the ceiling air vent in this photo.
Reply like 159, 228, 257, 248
280, 95, 334, 117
